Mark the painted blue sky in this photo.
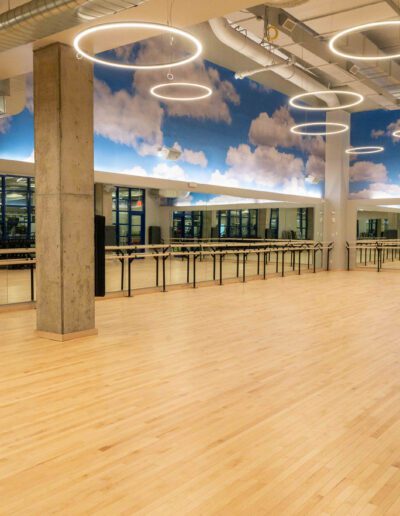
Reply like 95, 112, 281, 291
1, 37, 399, 200
349, 110, 400, 198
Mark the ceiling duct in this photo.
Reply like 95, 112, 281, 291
209, 17, 338, 108
0, 0, 148, 52
261, 6, 400, 110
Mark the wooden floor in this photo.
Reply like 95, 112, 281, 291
1, 271, 400, 515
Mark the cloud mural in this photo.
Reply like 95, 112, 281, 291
350, 110, 400, 198
0, 37, 333, 198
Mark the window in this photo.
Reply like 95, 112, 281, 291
112, 187, 145, 245
0, 174, 35, 243
269, 209, 279, 239
367, 219, 378, 238
172, 211, 203, 239
297, 208, 309, 240
217, 209, 258, 238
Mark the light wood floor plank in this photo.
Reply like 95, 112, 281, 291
1, 271, 400, 514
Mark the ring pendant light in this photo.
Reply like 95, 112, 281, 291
392, 130, 400, 138
73, 22, 202, 69
150, 82, 212, 101
345, 146, 384, 155
329, 21, 400, 61
289, 90, 364, 111
290, 122, 349, 136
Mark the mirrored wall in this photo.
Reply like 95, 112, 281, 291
169, 206, 315, 241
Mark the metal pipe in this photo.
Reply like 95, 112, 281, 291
209, 17, 338, 107
235, 59, 294, 80
0, 0, 147, 52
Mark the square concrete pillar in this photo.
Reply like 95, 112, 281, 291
324, 110, 351, 270
34, 43, 96, 341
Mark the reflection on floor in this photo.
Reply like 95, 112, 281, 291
1, 272, 400, 514
0, 253, 323, 305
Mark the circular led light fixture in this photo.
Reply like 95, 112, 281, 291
345, 146, 384, 155
73, 22, 202, 70
329, 21, 400, 61
392, 130, 400, 138
150, 82, 212, 101
289, 90, 364, 111
290, 122, 349, 136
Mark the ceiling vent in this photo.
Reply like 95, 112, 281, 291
157, 146, 182, 161
279, 15, 297, 33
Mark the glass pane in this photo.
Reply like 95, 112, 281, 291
130, 189, 143, 211
119, 212, 128, 225
6, 207, 28, 238
119, 225, 129, 237
6, 191, 28, 206
131, 215, 141, 226
6, 176, 27, 190
118, 188, 129, 211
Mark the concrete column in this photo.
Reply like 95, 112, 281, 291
324, 110, 351, 269
34, 43, 96, 340
258, 209, 267, 239
314, 205, 324, 242
202, 210, 212, 239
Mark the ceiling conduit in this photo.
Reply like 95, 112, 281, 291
209, 17, 338, 108
0, 0, 147, 52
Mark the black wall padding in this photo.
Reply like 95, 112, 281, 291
94, 215, 106, 297
149, 226, 161, 244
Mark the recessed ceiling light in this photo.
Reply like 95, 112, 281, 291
290, 122, 349, 136
329, 21, 400, 61
289, 90, 364, 111
345, 146, 384, 155
150, 82, 212, 101
73, 22, 202, 70
392, 130, 400, 138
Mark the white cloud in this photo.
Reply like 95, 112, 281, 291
133, 39, 240, 124
224, 143, 305, 189
152, 163, 187, 181
280, 177, 319, 197
371, 129, 385, 139
174, 142, 208, 168
248, 106, 325, 158
350, 182, 400, 199
94, 78, 164, 154
209, 169, 240, 188
194, 195, 274, 206
305, 155, 325, 180
349, 161, 388, 183
301, 136, 325, 159
248, 81, 271, 94
24, 150, 35, 163
387, 119, 400, 141
120, 165, 148, 177
249, 107, 300, 149
248, 105, 326, 173
181, 148, 207, 168
93, 38, 240, 157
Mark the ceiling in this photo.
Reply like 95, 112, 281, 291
1, 0, 400, 112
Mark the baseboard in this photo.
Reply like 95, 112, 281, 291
36, 328, 98, 341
